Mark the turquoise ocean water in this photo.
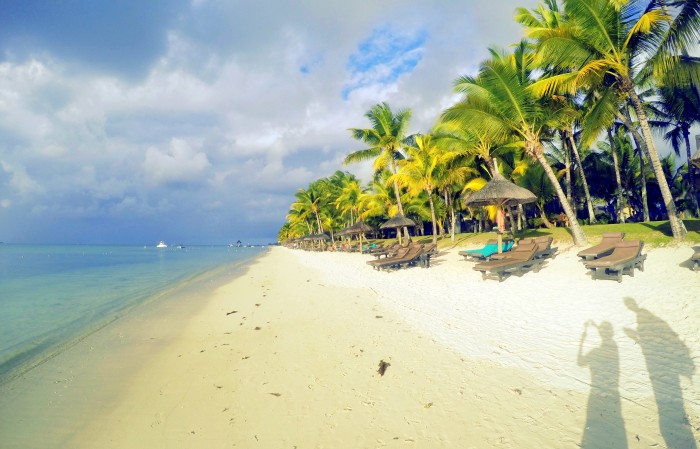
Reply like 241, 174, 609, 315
0, 244, 266, 384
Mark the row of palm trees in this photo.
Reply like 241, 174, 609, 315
279, 0, 700, 246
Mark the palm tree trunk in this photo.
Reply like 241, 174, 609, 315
392, 180, 411, 242
607, 128, 626, 224
565, 128, 597, 224
561, 131, 573, 205
518, 203, 528, 230
682, 126, 700, 216
427, 190, 438, 244
538, 207, 556, 229
530, 141, 588, 245
505, 205, 516, 233
617, 109, 650, 221
624, 77, 687, 239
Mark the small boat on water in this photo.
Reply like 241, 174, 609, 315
156, 241, 168, 248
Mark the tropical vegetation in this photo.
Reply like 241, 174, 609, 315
278, 0, 700, 246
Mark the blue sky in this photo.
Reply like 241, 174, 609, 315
0, 0, 538, 244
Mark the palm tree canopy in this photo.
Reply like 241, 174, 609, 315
345, 102, 412, 173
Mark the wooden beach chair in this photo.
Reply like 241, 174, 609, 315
419, 243, 439, 268
577, 232, 625, 261
368, 244, 425, 271
370, 242, 401, 259
472, 243, 544, 281
584, 240, 646, 282
690, 247, 700, 272
533, 236, 557, 259
459, 239, 514, 261
366, 246, 412, 269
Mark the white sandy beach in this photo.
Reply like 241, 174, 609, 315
1, 243, 698, 448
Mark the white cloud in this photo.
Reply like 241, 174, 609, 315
143, 138, 211, 186
0, 161, 45, 198
0, 0, 548, 243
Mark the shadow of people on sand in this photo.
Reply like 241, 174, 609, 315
578, 321, 628, 449
624, 297, 697, 449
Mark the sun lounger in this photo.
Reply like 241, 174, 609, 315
368, 244, 425, 271
577, 232, 625, 261
690, 247, 700, 272
459, 239, 514, 261
371, 242, 401, 258
533, 236, 557, 259
366, 246, 412, 268
419, 243, 439, 268
472, 243, 544, 281
584, 240, 646, 282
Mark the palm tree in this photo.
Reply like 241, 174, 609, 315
334, 177, 364, 225
517, 163, 558, 228
291, 180, 330, 234
345, 102, 413, 241
527, 0, 698, 239
652, 83, 700, 216
443, 43, 588, 245
389, 134, 471, 243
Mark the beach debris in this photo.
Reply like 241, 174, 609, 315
269, 392, 282, 397
255, 303, 260, 307
424, 402, 433, 409
226, 310, 238, 315
513, 388, 522, 395
377, 359, 390, 376
254, 326, 261, 330
375, 315, 383, 319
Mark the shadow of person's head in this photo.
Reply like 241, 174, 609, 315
598, 321, 614, 340
624, 296, 640, 313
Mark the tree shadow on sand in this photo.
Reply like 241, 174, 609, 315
624, 297, 697, 449
578, 320, 628, 449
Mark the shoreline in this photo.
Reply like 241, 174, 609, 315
1, 245, 697, 448
0, 245, 267, 387
0, 251, 265, 449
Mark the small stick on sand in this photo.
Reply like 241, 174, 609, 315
377, 360, 390, 376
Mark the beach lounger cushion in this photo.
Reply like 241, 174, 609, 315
370, 244, 425, 271
584, 240, 646, 282
577, 232, 625, 261
472, 243, 545, 281
533, 236, 557, 259
459, 239, 514, 261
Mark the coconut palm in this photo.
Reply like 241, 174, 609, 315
443, 43, 589, 245
389, 134, 471, 243
345, 102, 413, 241
526, 0, 699, 239
651, 83, 700, 215
517, 163, 558, 228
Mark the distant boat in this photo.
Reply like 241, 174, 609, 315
156, 241, 168, 248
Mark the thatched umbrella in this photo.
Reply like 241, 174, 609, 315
346, 221, 373, 252
380, 214, 416, 245
465, 171, 536, 253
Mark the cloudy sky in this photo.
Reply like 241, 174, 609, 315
0, 0, 540, 245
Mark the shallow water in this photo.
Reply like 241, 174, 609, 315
0, 244, 265, 384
